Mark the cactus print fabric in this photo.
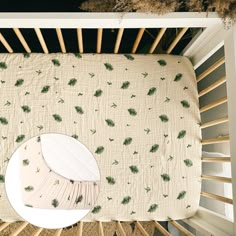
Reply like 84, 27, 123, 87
0, 53, 201, 222
19, 135, 100, 210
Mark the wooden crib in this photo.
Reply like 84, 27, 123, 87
0, 12, 235, 236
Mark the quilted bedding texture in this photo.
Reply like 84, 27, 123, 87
0, 53, 201, 222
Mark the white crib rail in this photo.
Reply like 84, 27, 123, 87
224, 23, 236, 236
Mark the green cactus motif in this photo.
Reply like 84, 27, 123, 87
128, 108, 137, 116
104, 63, 113, 71
71, 134, 78, 139
121, 196, 131, 204
21, 105, 31, 113
41, 85, 50, 93
157, 60, 166, 66
106, 176, 116, 185
123, 137, 132, 145
181, 100, 190, 108
16, 135, 25, 143
94, 89, 103, 97
95, 146, 104, 154
177, 191, 186, 200
177, 130, 186, 139
105, 119, 115, 127
52, 114, 62, 122
174, 73, 183, 82
75, 106, 84, 114
24, 186, 34, 192
68, 78, 77, 86
129, 165, 139, 173
15, 79, 24, 87
150, 144, 159, 153
147, 87, 156, 96
0, 62, 7, 69
23, 159, 29, 166
121, 81, 130, 89
52, 59, 60, 66
74, 53, 82, 58
23, 53, 30, 58
52, 199, 59, 208
148, 204, 158, 212
161, 174, 170, 182
75, 195, 83, 204
124, 54, 134, 60
159, 115, 169, 122
92, 205, 101, 214
0, 117, 8, 125
0, 175, 5, 183
184, 159, 193, 167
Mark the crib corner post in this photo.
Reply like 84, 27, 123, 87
224, 23, 236, 235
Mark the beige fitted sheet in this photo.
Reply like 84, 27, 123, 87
0, 53, 201, 222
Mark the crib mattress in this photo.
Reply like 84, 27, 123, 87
0, 53, 201, 222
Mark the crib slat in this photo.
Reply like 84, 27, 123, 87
132, 28, 145, 53
54, 228, 62, 236
34, 28, 48, 54
78, 222, 83, 236
201, 116, 228, 129
77, 28, 83, 53
98, 222, 104, 236
0, 32, 13, 53
201, 136, 229, 145
153, 221, 171, 236
114, 28, 124, 54
117, 221, 126, 236
197, 57, 225, 83
9, 222, 28, 236
13, 28, 31, 53
170, 221, 194, 236
136, 221, 149, 236
32, 227, 43, 236
198, 76, 226, 97
200, 96, 227, 113
201, 191, 233, 204
201, 157, 231, 162
0, 222, 11, 232
56, 28, 66, 53
201, 175, 232, 183
97, 28, 103, 53
166, 28, 188, 54
149, 28, 166, 54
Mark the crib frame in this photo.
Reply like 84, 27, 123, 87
0, 12, 235, 236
